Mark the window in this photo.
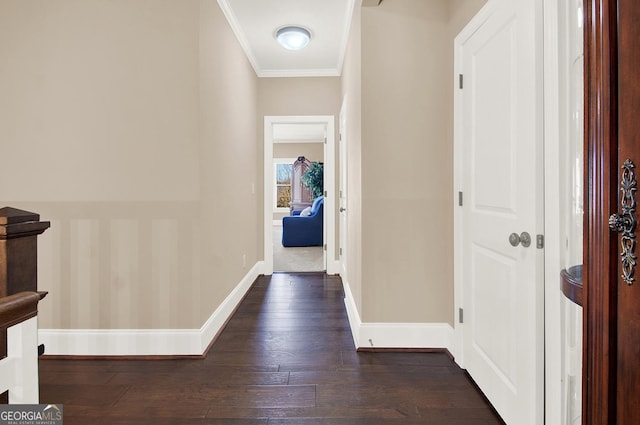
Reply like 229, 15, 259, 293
274, 158, 295, 211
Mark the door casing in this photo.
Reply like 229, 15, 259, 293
263, 115, 337, 275
339, 97, 348, 279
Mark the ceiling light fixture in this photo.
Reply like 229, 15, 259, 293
275, 26, 311, 51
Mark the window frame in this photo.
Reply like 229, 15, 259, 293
273, 158, 297, 212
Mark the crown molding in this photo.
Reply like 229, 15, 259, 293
258, 68, 341, 78
216, 0, 261, 76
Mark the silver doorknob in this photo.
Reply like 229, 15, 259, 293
509, 232, 532, 247
339, 207, 346, 212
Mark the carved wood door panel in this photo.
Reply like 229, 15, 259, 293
584, 0, 640, 423
290, 156, 312, 212
614, 0, 640, 422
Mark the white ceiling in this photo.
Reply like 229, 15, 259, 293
217, 0, 356, 77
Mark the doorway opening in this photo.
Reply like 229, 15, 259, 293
263, 116, 336, 275
272, 155, 324, 272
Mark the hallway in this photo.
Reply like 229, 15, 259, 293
39, 273, 504, 424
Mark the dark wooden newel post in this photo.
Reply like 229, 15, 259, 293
0, 207, 51, 297
0, 207, 50, 402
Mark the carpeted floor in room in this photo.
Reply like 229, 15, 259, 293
273, 225, 324, 272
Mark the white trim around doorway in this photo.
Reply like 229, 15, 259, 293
263, 116, 338, 275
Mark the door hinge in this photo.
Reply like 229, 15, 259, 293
459, 74, 464, 89
339, 247, 343, 256
459, 308, 464, 324
324, 137, 327, 144
458, 191, 463, 206
324, 190, 327, 197
536, 234, 544, 249
324, 244, 327, 251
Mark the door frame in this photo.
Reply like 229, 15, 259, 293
338, 97, 348, 279
541, 0, 581, 423
263, 115, 337, 275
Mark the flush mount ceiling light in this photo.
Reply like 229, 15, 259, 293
275, 26, 311, 51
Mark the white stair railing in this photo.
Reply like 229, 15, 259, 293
0, 291, 46, 404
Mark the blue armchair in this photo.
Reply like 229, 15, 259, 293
282, 196, 324, 247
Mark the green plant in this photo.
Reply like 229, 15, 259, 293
301, 162, 324, 199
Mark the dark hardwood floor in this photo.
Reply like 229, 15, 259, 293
39, 272, 504, 424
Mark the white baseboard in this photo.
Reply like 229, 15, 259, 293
326, 259, 340, 275
198, 261, 263, 353
359, 322, 454, 351
342, 276, 362, 348
40, 265, 454, 356
342, 277, 454, 352
39, 262, 263, 356
38, 328, 202, 356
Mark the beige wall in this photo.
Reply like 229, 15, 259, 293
361, 0, 452, 323
342, 0, 485, 325
0, 0, 487, 335
0, 0, 258, 329
257, 77, 342, 118
449, 0, 488, 35
0, 0, 200, 202
197, 0, 259, 328
273, 143, 324, 161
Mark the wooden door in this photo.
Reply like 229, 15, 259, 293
615, 1, 640, 421
583, 0, 640, 424
455, 0, 543, 423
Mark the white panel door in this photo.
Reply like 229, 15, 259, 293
456, 0, 543, 424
